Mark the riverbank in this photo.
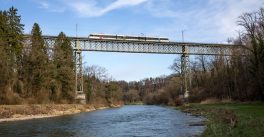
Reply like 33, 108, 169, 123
124, 101, 144, 105
177, 102, 264, 137
0, 103, 122, 122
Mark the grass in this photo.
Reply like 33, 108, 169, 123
178, 102, 264, 137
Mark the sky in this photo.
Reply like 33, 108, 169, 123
1, 0, 263, 81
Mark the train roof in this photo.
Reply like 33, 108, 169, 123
89, 33, 169, 40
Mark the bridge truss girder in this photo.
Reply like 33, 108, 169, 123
40, 35, 243, 56
24, 35, 245, 102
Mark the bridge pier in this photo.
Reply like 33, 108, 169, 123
75, 40, 86, 104
181, 45, 191, 100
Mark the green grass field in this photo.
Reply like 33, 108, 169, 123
179, 103, 264, 137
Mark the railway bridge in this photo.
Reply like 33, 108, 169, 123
24, 34, 245, 103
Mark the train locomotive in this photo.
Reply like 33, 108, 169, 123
89, 34, 169, 42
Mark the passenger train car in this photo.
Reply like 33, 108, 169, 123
89, 34, 169, 42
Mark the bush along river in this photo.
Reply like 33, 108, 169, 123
0, 105, 205, 137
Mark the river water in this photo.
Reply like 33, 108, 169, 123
0, 105, 205, 137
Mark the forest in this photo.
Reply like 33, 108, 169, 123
120, 7, 264, 105
0, 7, 123, 105
0, 7, 263, 105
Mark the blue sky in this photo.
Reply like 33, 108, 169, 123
1, 0, 263, 81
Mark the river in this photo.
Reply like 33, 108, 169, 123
0, 105, 205, 137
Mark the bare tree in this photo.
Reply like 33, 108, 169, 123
84, 65, 110, 81
169, 56, 181, 74
238, 8, 264, 100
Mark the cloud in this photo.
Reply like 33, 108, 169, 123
70, 0, 147, 17
34, 0, 264, 42
35, 0, 66, 13
39, 1, 49, 9
36, 0, 147, 17
144, 0, 264, 42
212, 0, 264, 36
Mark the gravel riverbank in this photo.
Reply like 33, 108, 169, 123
0, 103, 122, 122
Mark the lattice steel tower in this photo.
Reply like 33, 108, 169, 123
75, 40, 86, 104
181, 45, 191, 99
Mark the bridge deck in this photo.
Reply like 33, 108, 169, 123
23, 35, 245, 55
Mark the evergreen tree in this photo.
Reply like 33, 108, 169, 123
0, 11, 12, 87
53, 32, 75, 102
6, 7, 24, 85
26, 23, 49, 100
0, 12, 11, 102
0, 8, 24, 104
6, 7, 24, 58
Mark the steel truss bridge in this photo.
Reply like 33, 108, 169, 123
24, 35, 245, 103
